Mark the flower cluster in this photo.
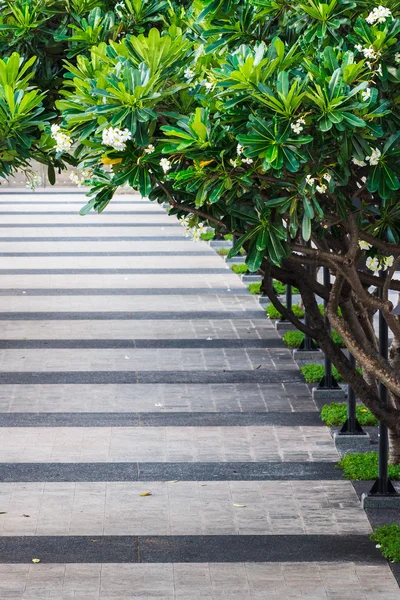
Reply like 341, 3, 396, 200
290, 117, 305, 135
366, 255, 394, 272
102, 127, 131, 151
160, 158, 171, 173
358, 240, 372, 250
179, 216, 207, 242
51, 124, 72, 153
366, 5, 392, 24
25, 174, 42, 191
69, 169, 91, 188
235, 144, 253, 165
114, 1, 126, 17
355, 45, 381, 62
361, 87, 372, 102
184, 67, 195, 80
366, 148, 381, 165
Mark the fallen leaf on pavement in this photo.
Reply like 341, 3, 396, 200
22, 514, 30, 518
31, 559, 40, 563
233, 504, 246, 508
140, 492, 152, 496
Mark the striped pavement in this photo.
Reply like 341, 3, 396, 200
0, 190, 398, 599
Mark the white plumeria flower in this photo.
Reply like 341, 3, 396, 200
297, 117, 306, 124
203, 79, 213, 90
383, 255, 394, 269
366, 148, 381, 165
323, 173, 331, 182
362, 46, 380, 60
114, 1, 125, 16
242, 157, 254, 165
366, 256, 381, 272
290, 122, 303, 135
305, 175, 315, 186
316, 183, 327, 194
230, 158, 238, 168
160, 158, 171, 173
376, 64, 383, 76
179, 216, 190, 227
51, 124, 72, 153
355, 44, 363, 52
366, 5, 392, 24
184, 67, 195, 80
352, 157, 367, 167
358, 240, 372, 250
236, 144, 243, 155
361, 87, 372, 102
144, 144, 155, 154
395, 53, 400, 64
376, 544, 381, 549
25, 174, 42, 191
102, 127, 131, 151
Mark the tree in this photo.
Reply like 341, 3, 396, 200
1, 0, 400, 460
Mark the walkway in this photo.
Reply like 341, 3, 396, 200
0, 190, 398, 599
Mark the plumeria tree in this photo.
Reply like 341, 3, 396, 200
1, 0, 400, 459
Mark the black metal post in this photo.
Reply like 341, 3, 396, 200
279, 284, 292, 322
368, 275, 398, 495
317, 267, 340, 390
339, 353, 365, 435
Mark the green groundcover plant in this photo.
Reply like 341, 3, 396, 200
283, 329, 344, 347
231, 263, 248, 274
2, 0, 400, 460
267, 303, 305, 319
337, 451, 400, 479
321, 401, 378, 425
371, 524, 400, 562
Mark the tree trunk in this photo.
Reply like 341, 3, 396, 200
388, 336, 400, 464
389, 430, 400, 465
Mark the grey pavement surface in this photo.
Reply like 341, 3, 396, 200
0, 191, 398, 599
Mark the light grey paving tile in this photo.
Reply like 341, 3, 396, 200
0, 294, 260, 312
0, 255, 228, 270
0, 273, 242, 290
0, 563, 398, 600
0, 382, 316, 413
0, 347, 282, 372
0, 426, 338, 463
0, 480, 370, 536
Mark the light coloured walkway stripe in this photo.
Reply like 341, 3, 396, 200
0, 481, 370, 536
0, 562, 397, 600
0, 273, 242, 289
0, 294, 260, 311
0, 426, 338, 463
0, 256, 229, 269
0, 383, 315, 413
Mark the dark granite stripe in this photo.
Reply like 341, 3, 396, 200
0, 535, 381, 563
0, 412, 321, 427
0, 237, 186, 242
0, 268, 229, 275
0, 462, 343, 482
0, 339, 275, 349
0, 370, 302, 384
0, 223, 179, 228
0, 288, 249, 296
0, 251, 213, 257
0, 310, 263, 320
